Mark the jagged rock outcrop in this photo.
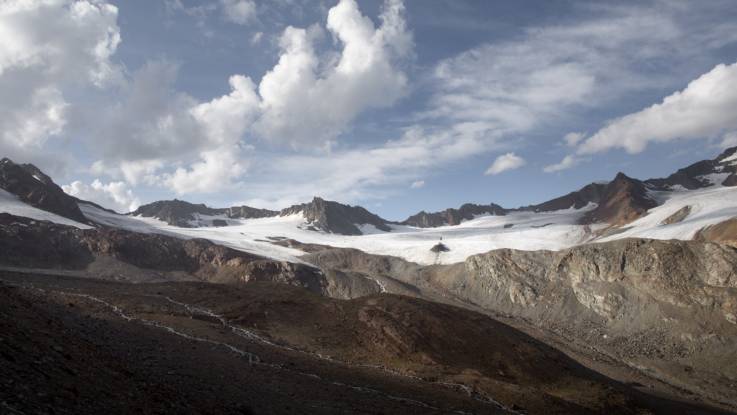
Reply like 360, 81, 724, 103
452, 239, 737, 324
0, 158, 87, 223
131, 199, 277, 227
423, 238, 737, 405
280, 197, 391, 235
402, 203, 506, 228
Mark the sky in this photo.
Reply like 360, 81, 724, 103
2, 0, 737, 220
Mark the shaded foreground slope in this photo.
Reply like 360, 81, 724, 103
1, 272, 730, 414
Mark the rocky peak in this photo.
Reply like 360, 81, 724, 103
0, 158, 87, 224
646, 146, 737, 190
402, 203, 507, 228
581, 172, 657, 225
131, 199, 277, 227
523, 182, 607, 213
280, 197, 391, 235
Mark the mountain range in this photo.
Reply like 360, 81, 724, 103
121, 147, 737, 243
1, 148, 737, 414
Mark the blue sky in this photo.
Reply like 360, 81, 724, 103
2, 0, 737, 220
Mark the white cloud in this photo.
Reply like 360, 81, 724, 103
250, 31, 264, 44
543, 155, 580, 173
165, 146, 247, 194
577, 61, 737, 155
253, 0, 411, 146
191, 74, 260, 146
90, 61, 208, 162
721, 131, 737, 149
485, 153, 526, 175
220, 0, 257, 25
236, 123, 499, 208
410, 180, 425, 189
0, 0, 120, 162
563, 132, 584, 147
422, 2, 737, 181
83, 0, 412, 196
63, 179, 140, 213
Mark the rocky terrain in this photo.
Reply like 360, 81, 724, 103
279, 197, 392, 235
2, 271, 731, 414
645, 147, 737, 190
402, 203, 507, 228
0, 158, 88, 224
300, 239, 737, 411
132, 199, 278, 227
1, 150, 737, 414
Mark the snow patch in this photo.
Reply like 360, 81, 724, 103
0, 189, 91, 229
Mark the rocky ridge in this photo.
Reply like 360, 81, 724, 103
131, 199, 278, 227
401, 203, 506, 228
280, 196, 392, 235
0, 158, 88, 223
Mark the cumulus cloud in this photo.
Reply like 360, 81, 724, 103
83, 0, 411, 195
220, 0, 257, 25
543, 155, 580, 173
577, 61, 737, 155
410, 180, 425, 189
95, 61, 202, 162
485, 153, 526, 175
0, 0, 120, 163
63, 179, 140, 213
253, 0, 412, 146
165, 146, 248, 194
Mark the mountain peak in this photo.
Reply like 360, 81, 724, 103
613, 171, 632, 181
280, 197, 390, 235
402, 203, 506, 228
582, 172, 656, 226
132, 200, 277, 227
0, 158, 87, 223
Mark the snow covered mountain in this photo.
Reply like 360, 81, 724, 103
133, 196, 392, 235
401, 203, 507, 228
1, 147, 737, 265
131, 199, 278, 227
0, 158, 89, 224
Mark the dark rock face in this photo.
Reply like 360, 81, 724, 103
0, 158, 87, 223
280, 197, 391, 235
523, 182, 607, 213
131, 199, 277, 227
581, 173, 658, 226
0, 213, 326, 290
401, 203, 506, 228
646, 146, 737, 190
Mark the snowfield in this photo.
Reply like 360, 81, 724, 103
0, 189, 92, 229
77, 183, 737, 265
3, 183, 737, 265
598, 183, 737, 242
79, 201, 599, 265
